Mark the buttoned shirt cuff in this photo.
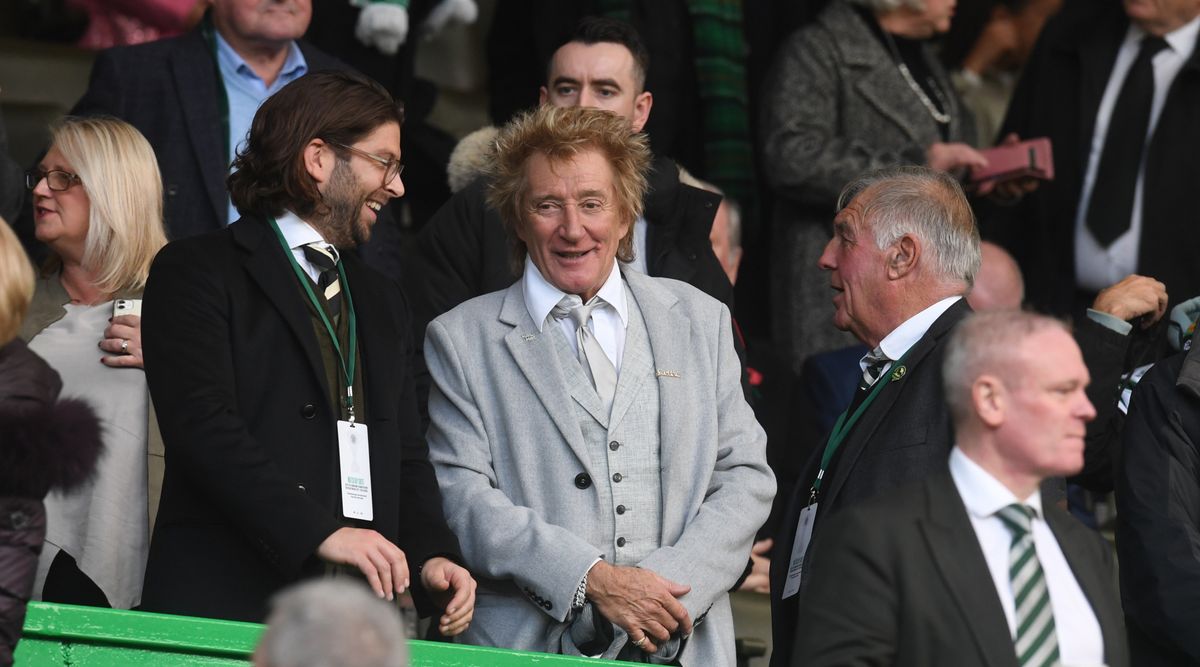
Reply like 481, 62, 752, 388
1087, 308, 1133, 336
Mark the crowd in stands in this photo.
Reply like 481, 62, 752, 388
3, 1, 1200, 665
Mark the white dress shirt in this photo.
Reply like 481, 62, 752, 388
949, 447, 1106, 666
522, 257, 629, 374
274, 210, 335, 284
859, 296, 961, 375
1074, 16, 1200, 291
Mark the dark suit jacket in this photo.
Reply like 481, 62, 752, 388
139, 214, 459, 622
70, 27, 341, 240
769, 298, 970, 667
988, 0, 1200, 315
792, 470, 1128, 667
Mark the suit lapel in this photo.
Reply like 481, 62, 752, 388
171, 30, 230, 226
920, 473, 1018, 667
499, 283, 595, 471
234, 217, 330, 405
822, 299, 971, 508
341, 254, 390, 419
625, 271, 692, 532
1073, 12, 1127, 174
1043, 502, 1124, 663
608, 285, 651, 432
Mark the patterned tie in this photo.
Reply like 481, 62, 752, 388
302, 243, 342, 318
1086, 35, 1170, 246
551, 294, 617, 412
859, 347, 891, 389
996, 503, 1060, 667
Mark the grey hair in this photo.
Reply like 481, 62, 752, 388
941, 310, 1069, 425
256, 580, 409, 667
847, 0, 926, 11
837, 165, 980, 288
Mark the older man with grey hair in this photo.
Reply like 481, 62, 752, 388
790, 310, 1128, 666
254, 579, 409, 667
769, 165, 979, 667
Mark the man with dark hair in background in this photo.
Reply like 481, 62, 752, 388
140, 70, 475, 626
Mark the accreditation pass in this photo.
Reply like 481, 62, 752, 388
337, 420, 373, 521
781, 502, 817, 599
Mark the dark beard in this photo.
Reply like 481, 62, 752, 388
314, 158, 368, 247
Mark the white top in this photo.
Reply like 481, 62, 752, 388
1074, 16, 1200, 291
859, 295, 961, 376
522, 257, 629, 373
29, 302, 150, 609
275, 210, 335, 283
949, 447, 1106, 666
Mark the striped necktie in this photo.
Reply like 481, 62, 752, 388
302, 243, 342, 318
996, 503, 1060, 667
860, 348, 890, 389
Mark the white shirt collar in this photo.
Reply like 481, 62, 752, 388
1125, 13, 1200, 58
875, 295, 961, 362
949, 446, 1043, 521
274, 210, 329, 251
522, 257, 628, 332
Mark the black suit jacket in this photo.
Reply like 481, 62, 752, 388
792, 470, 1128, 667
769, 298, 970, 667
63, 26, 409, 281
988, 0, 1200, 315
140, 215, 459, 622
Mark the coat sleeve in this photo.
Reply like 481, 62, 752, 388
1116, 357, 1200, 660
636, 304, 776, 621
791, 506, 899, 666
142, 241, 341, 578
759, 29, 927, 209
424, 318, 603, 622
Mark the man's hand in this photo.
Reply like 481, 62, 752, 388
1092, 274, 1168, 327
976, 133, 1041, 200
100, 314, 144, 368
738, 538, 772, 594
585, 560, 692, 654
421, 556, 476, 636
317, 527, 409, 600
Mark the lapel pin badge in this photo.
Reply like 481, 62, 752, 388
655, 369, 681, 378
891, 365, 907, 382
521, 334, 536, 342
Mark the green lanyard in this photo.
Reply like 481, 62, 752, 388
268, 217, 359, 422
808, 352, 910, 502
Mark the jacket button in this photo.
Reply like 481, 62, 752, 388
616, 505, 626, 515
609, 441, 620, 451
297, 484, 306, 493
300, 404, 317, 419
575, 473, 592, 489
612, 473, 622, 483
617, 537, 626, 547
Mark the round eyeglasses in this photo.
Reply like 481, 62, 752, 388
26, 169, 82, 192
326, 141, 404, 185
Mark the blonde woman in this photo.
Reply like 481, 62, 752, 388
20, 116, 167, 610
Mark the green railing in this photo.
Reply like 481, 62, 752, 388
15, 602, 626, 666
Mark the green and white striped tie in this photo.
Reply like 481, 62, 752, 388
997, 503, 1060, 667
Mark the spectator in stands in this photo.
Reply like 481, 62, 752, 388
769, 166, 977, 667
19, 117, 166, 611
990, 0, 1200, 317
255, 579, 409, 667
760, 0, 989, 375
425, 105, 774, 664
0, 216, 102, 666
404, 17, 732, 381
139, 70, 474, 628
793, 310, 1128, 666
56, 0, 406, 281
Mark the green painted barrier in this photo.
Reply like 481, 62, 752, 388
15, 602, 627, 666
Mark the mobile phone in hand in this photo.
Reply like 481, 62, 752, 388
113, 298, 142, 318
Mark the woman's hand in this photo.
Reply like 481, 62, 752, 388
100, 314, 144, 369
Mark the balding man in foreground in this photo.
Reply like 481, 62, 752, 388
793, 310, 1128, 666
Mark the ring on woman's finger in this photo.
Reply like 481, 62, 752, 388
120, 339, 129, 354
632, 635, 648, 649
